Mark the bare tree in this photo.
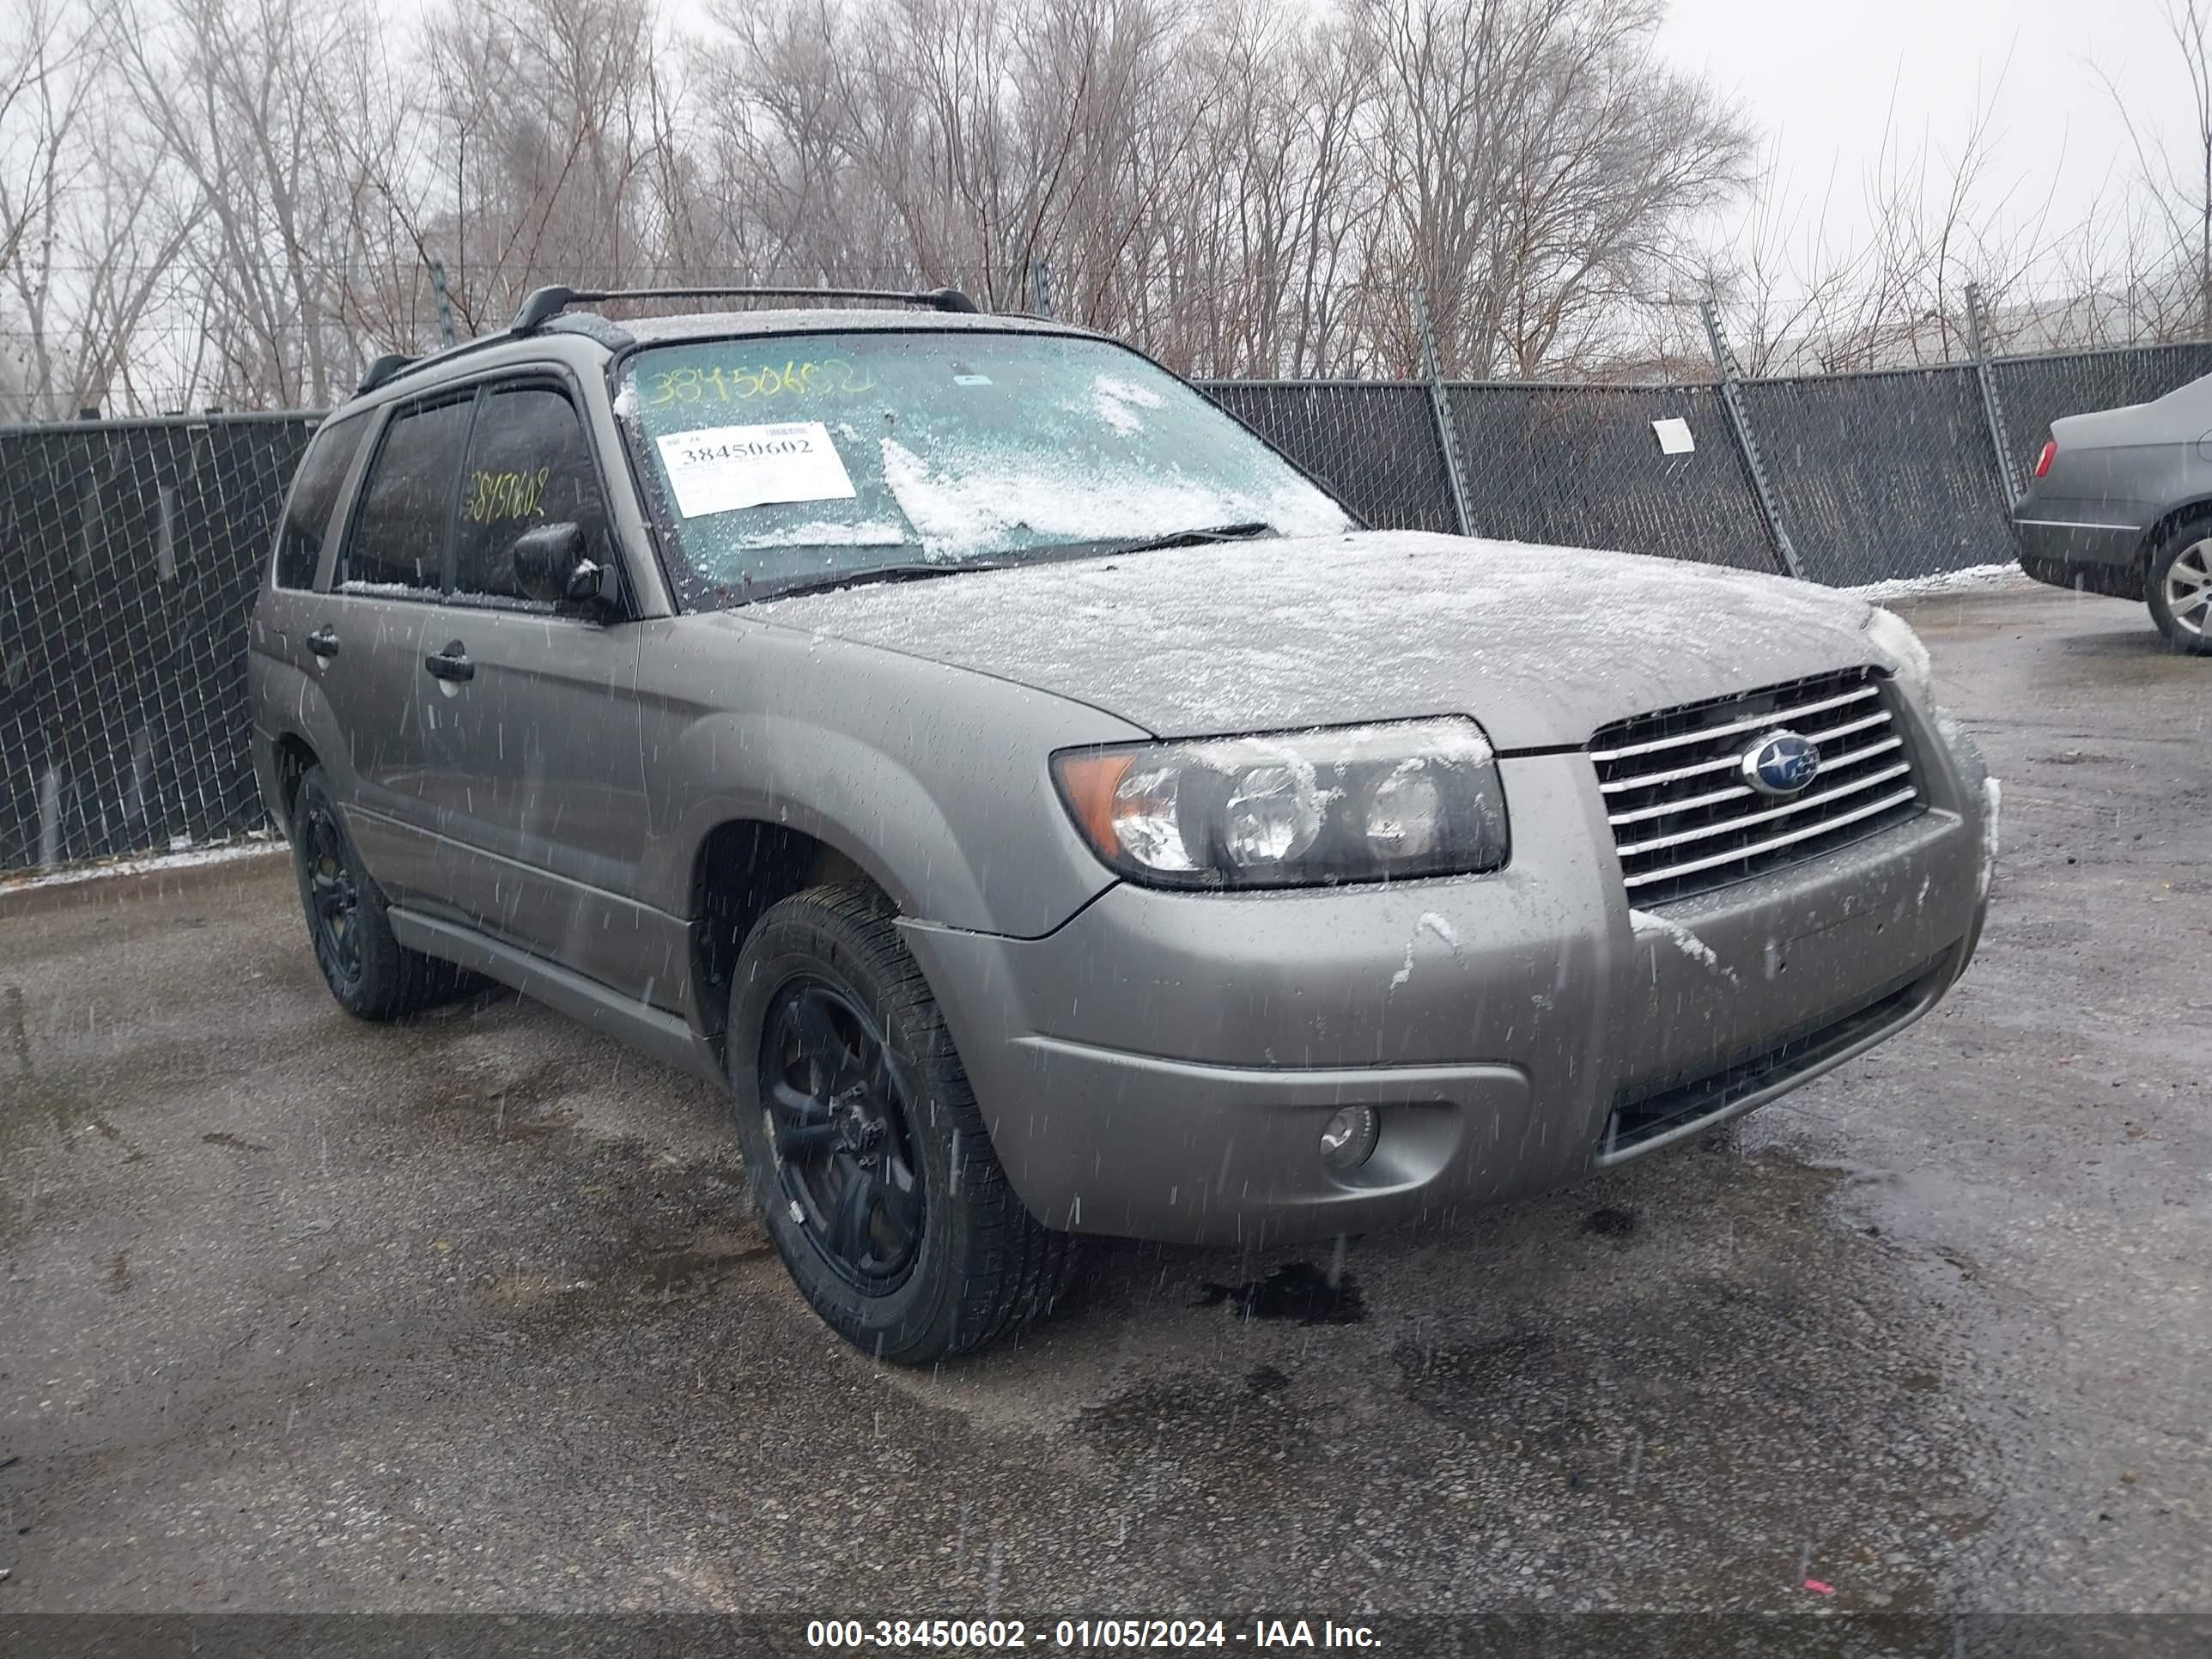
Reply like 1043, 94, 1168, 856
20, 0, 2194, 411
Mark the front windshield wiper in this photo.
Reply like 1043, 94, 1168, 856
744, 559, 1012, 605
1105, 521, 1279, 556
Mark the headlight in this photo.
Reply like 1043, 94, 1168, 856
1053, 718, 1510, 889
1864, 607, 1935, 707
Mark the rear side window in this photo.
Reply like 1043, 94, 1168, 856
451, 386, 612, 602
272, 413, 368, 589
343, 397, 474, 592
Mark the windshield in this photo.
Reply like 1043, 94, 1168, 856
615, 330, 1353, 605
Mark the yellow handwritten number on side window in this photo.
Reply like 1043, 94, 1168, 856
465, 466, 551, 524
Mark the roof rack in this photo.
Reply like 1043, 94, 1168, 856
356, 351, 418, 394
508, 283, 982, 334
349, 283, 983, 400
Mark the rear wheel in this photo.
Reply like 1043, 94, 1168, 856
727, 884, 1073, 1364
290, 766, 470, 1019
2148, 528, 2212, 654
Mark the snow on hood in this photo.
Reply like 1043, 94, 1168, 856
750, 531, 1886, 750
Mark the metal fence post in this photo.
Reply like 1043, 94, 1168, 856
429, 260, 458, 349
1966, 283, 2021, 508
1412, 286, 1474, 536
1700, 298, 1803, 579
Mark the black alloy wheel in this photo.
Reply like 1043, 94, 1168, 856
726, 883, 1075, 1363
300, 798, 363, 992
760, 981, 926, 1291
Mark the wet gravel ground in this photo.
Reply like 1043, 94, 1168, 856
0, 578, 2206, 1619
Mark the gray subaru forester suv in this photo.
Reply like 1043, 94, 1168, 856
249, 283, 1996, 1363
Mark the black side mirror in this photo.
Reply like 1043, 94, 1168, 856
511, 522, 619, 611
512, 521, 583, 603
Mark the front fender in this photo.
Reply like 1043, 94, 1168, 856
634, 616, 1145, 937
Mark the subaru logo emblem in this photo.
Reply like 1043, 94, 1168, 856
1740, 730, 1821, 796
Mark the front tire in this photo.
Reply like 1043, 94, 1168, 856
290, 765, 470, 1019
727, 884, 1073, 1364
2148, 526, 2212, 653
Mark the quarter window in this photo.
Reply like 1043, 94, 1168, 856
343, 398, 473, 592
451, 386, 612, 602
273, 412, 368, 589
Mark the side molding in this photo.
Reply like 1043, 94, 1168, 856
388, 908, 726, 1088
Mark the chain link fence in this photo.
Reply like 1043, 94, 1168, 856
0, 413, 314, 872
3, 337, 2207, 874
1200, 381, 1462, 535
1737, 367, 2013, 586
1990, 341, 2212, 502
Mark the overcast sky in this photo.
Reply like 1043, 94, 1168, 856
1657, 0, 2188, 274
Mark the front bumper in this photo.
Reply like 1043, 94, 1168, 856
902, 707, 1992, 1247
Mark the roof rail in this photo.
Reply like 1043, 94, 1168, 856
356, 351, 418, 394
507, 283, 982, 334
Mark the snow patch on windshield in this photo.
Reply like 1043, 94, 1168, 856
878, 435, 1348, 562
731, 520, 908, 550
611, 383, 641, 419
1089, 374, 1165, 437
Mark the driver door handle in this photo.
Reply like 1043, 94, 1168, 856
423, 641, 475, 683
306, 625, 340, 659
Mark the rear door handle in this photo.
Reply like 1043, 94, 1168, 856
306, 625, 340, 659
423, 641, 475, 683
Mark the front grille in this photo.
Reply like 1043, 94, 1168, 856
1590, 665, 1927, 906
1596, 950, 1951, 1162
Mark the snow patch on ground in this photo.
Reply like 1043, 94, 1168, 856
1, 836, 287, 895
1631, 908, 1741, 985
1841, 563, 2031, 603
1979, 777, 2002, 902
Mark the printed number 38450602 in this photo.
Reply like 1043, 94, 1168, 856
646, 360, 874, 406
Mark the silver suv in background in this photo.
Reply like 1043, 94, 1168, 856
250, 283, 1996, 1363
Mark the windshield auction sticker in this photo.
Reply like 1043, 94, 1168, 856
655, 422, 857, 517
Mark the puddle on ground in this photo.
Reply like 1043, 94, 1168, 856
1194, 1261, 1367, 1325
1062, 1146, 1994, 1610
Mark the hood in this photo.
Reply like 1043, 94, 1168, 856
750, 532, 1887, 750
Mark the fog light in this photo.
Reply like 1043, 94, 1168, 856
1318, 1105, 1380, 1172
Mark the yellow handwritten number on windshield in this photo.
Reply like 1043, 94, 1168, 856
644, 359, 875, 406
